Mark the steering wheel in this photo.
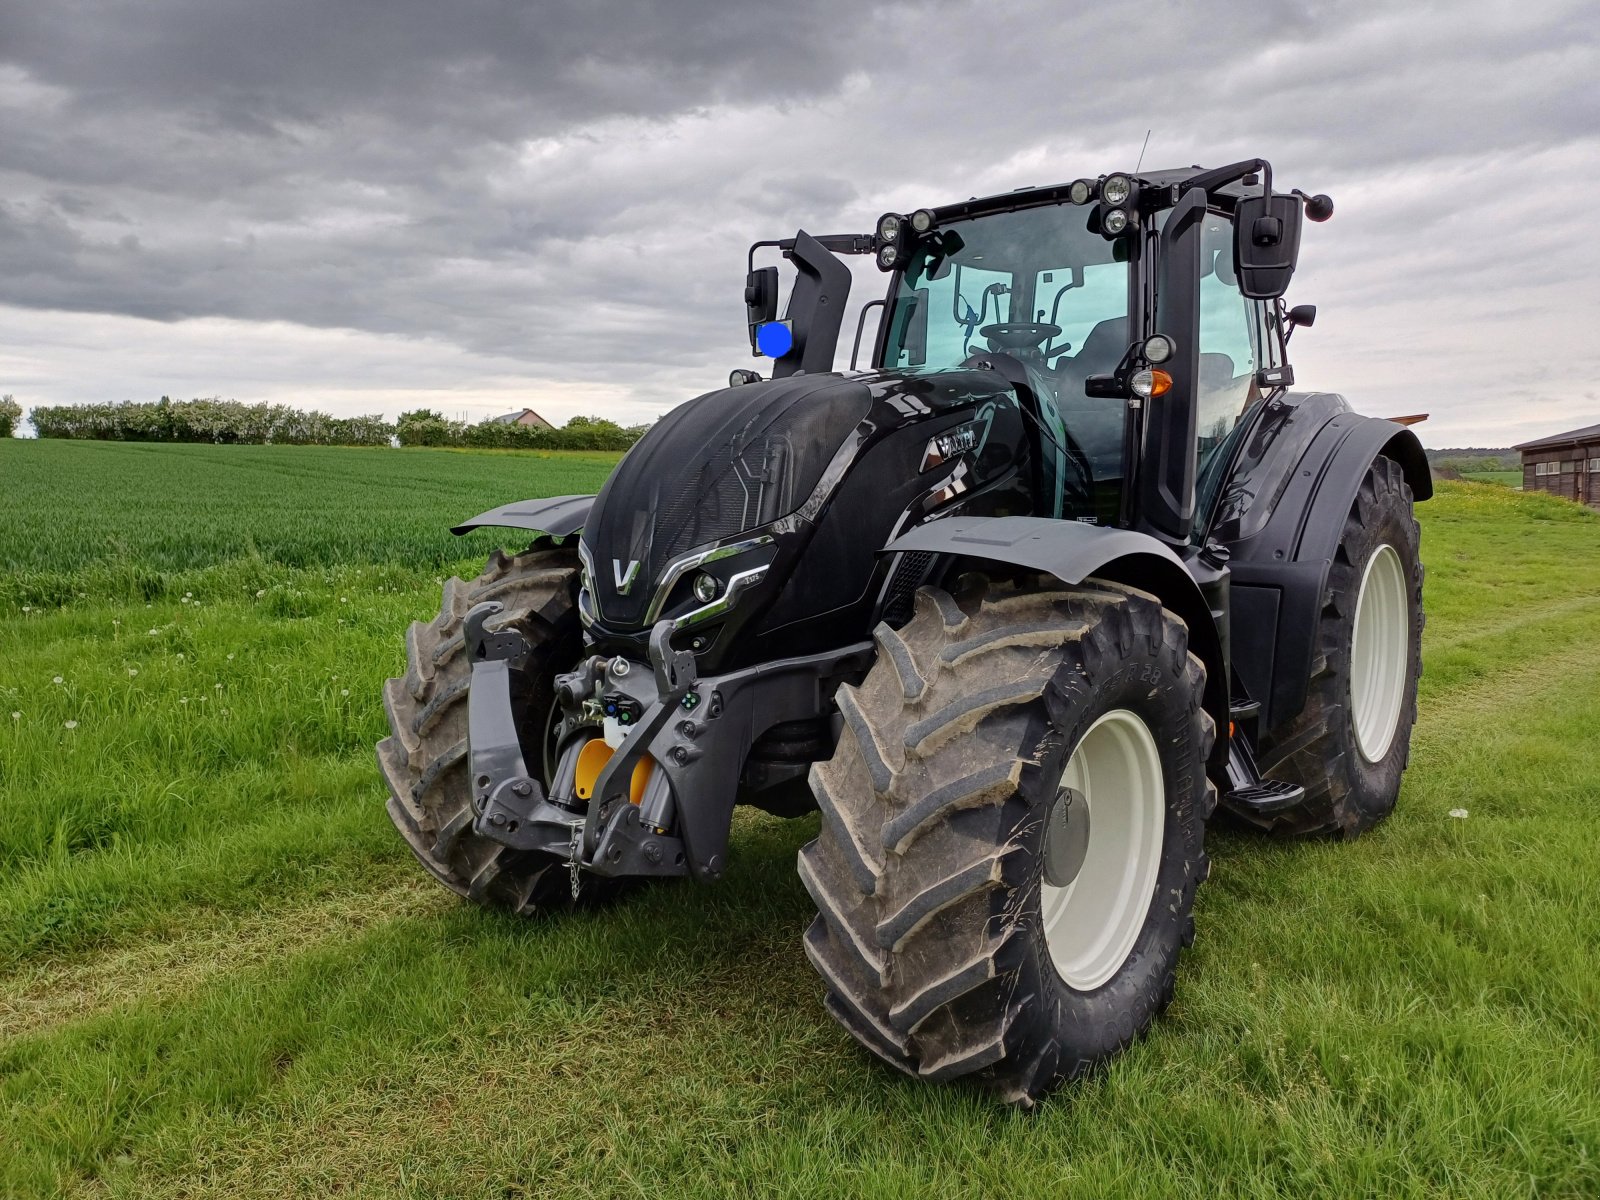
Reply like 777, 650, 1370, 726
980, 322, 1062, 352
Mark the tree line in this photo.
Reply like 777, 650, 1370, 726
4, 396, 647, 451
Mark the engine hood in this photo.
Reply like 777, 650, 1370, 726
580, 372, 875, 628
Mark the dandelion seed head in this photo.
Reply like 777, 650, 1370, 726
64, 720, 78, 730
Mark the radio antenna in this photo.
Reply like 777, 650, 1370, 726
1134, 129, 1152, 173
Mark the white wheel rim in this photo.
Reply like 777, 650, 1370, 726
1349, 543, 1409, 763
1040, 709, 1165, 991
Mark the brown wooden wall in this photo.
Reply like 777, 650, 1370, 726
1520, 444, 1600, 508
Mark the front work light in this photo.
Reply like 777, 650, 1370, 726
877, 213, 905, 242
755, 321, 794, 358
1142, 334, 1175, 364
1102, 208, 1130, 235
910, 208, 937, 233
1101, 174, 1133, 206
1069, 178, 1095, 205
877, 243, 902, 271
693, 573, 721, 604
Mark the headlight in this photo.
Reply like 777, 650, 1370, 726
1069, 178, 1095, 205
1142, 334, 1175, 364
877, 243, 901, 270
693, 573, 720, 604
910, 208, 937, 233
877, 213, 903, 242
1101, 174, 1132, 206
1102, 207, 1130, 235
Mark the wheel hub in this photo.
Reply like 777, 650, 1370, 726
1039, 709, 1165, 992
1349, 542, 1409, 763
1042, 787, 1091, 887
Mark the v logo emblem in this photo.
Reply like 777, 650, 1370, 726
612, 558, 641, 594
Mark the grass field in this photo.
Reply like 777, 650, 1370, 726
1459, 469, 1523, 488
2, 439, 1598, 1198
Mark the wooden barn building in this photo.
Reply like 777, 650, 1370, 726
1515, 422, 1600, 508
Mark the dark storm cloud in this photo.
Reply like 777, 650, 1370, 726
0, 0, 1597, 438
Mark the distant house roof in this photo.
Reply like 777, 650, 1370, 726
1514, 422, 1600, 452
490, 408, 553, 428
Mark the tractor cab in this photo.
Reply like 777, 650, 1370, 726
745, 159, 1331, 545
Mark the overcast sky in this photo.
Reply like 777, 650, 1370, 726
2, 0, 1596, 445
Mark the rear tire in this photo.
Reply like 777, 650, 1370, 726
799, 579, 1215, 1105
1245, 455, 1424, 838
378, 546, 615, 914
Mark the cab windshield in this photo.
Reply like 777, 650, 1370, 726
879, 204, 1133, 519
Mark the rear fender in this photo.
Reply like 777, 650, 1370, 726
882, 516, 1228, 768
451, 494, 594, 538
1225, 409, 1430, 733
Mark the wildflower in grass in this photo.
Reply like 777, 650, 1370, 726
113, 619, 120, 626
128, 668, 138, 677
1449, 808, 1469, 819
341, 596, 348, 603
226, 653, 235, 661
176, 652, 185, 660
10, 711, 19, 721
255, 589, 265, 598
64, 720, 78, 730
214, 683, 223, 690
148, 628, 159, 636
180, 697, 189, 705
21, 605, 30, 613
53, 676, 64, 685
181, 596, 190, 604
341, 688, 350, 696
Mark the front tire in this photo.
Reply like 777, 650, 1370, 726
377, 546, 612, 914
799, 580, 1215, 1104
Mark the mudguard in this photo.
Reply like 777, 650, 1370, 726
1221, 403, 1430, 733
882, 515, 1229, 767
451, 493, 594, 538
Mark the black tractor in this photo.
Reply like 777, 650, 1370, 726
378, 158, 1429, 1105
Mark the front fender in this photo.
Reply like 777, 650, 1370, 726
1225, 409, 1431, 733
883, 516, 1228, 768
451, 493, 594, 538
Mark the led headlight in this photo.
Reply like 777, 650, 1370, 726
1101, 174, 1133, 206
877, 243, 901, 270
877, 213, 903, 242
693, 573, 720, 604
910, 208, 936, 233
1102, 207, 1130, 235
1142, 334, 1175, 364
1069, 178, 1095, 205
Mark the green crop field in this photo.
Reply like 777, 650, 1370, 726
2, 438, 1597, 1198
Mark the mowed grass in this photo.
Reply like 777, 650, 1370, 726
1, 439, 1598, 1198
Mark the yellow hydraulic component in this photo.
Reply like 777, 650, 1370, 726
573, 737, 653, 804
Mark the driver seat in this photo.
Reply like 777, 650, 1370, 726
1049, 316, 1129, 477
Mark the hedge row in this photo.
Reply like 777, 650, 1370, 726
11, 397, 649, 451
27, 398, 393, 445
394, 410, 646, 451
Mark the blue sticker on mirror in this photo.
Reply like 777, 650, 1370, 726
756, 321, 794, 358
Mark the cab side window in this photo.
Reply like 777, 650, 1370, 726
1197, 216, 1258, 461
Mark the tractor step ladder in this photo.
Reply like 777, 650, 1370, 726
1222, 717, 1306, 815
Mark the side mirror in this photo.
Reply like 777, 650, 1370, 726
1286, 303, 1317, 328
1232, 193, 1303, 299
744, 266, 779, 353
